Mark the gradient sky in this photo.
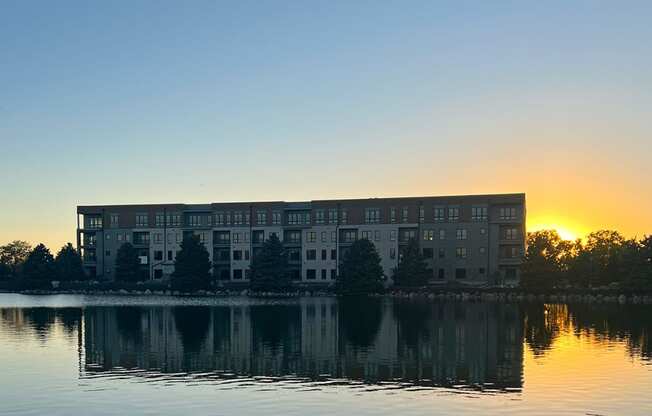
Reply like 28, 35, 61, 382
1, 1, 651, 250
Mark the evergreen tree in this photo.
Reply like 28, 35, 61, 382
171, 235, 212, 291
392, 238, 430, 287
115, 242, 141, 282
336, 238, 384, 295
54, 243, 86, 281
249, 233, 290, 291
23, 244, 56, 280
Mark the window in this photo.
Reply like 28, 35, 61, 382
479, 267, 486, 275
110, 214, 119, 228
133, 232, 150, 245
321, 269, 327, 280
506, 268, 517, 279
480, 228, 486, 235
154, 233, 162, 244
330, 269, 337, 280
330, 249, 337, 260
456, 229, 468, 240
439, 229, 446, 240
455, 268, 467, 279
510, 246, 521, 258
136, 214, 148, 227
419, 206, 425, 223
374, 230, 380, 242
505, 228, 518, 240
233, 233, 240, 243
390, 230, 396, 241
154, 251, 163, 261
155, 213, 165, 227
234, 212, 243, 225
438, 248, 446, 258
321, 232, 327, 242
244, 232, 249, 242
167, 250, 173, 261
233, 269, 243, 280
288, 212, 310, 225
472, 207, 488, 221
215, 231, 230, 245
365, 208, 381, 224
399, 229, 416, 242
341, 230, 357, 243
189, 215, 201, 227
154, 269, 162, 279
315, 210, 325, 224
321, 249, 327, 260
340, 209, 348, 224
307, 231, 316, 243
456, 247, 468, 259
390, 207, 397, 223
88, 216, 103, 229
252, 230, 264, 244
438, 268, 445, 279
328, 209, 338, 224
233, 250, 242, 261
500, 207, 517, 220
306, 269, 316, 280
423, 230, 434, 241
245, 212, 250, 225
167, 214, 181, 227
288, 248, 301, 262
433, 207, 445, 222
245, 250, 250, 260
272, 211, 282, 225
390, 247, 396, 259
216, 212, 225, 226
306, 249, 317, 260
401, 207, 409, 223
448, 207, 459, 222
331, 231, 337, 242
361, 231, 371, 240
285, 230, 301, 244
117, 233, 123, 242
198, 232, 207, 244
480, 247, 486, 254
256, 211, 267, 225
105, 250, 111, 257
423, 248, 433, 258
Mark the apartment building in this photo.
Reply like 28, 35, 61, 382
76, 193, 525, 286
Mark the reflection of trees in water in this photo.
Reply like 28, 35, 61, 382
393, 299, 432, 350
522, 303, 652, 359
339, 297, 383, 349
115, 307, 143, 346
250, 304, 301, 353
23, 308, 56, 340
173, 306, 211, 354
55, 308, 82, 335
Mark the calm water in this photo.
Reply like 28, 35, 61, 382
0, 294, 651, 415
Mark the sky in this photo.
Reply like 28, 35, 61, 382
1, 0, 651, 250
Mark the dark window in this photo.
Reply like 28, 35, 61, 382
438, 248, 445, 258
167, 250, 173, 261
479, 267, 486, 275
154, 251, 163, 261
233, 269, 243, 280
455, 268, 467, 279
288, 249, 301, 262
438, 268, 445, 279
506, 268, 517, 279
252, 230, 265, 244
105, 250, 111, 257
154, 269, 163, 279
306, 269, 316, 280
422, 248, 433, 259
290, 269, 301, 280
321, 249, 327, 260
306, 249, 316, 260
233, 250, 242, 261
330, 249, 337, 260
245, 250, 250, 260
331, 269, 337, 280
321, 269, 327, 280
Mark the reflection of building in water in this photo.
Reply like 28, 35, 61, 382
83, 300, 523, 389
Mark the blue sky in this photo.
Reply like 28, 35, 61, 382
1, 1, 651, 248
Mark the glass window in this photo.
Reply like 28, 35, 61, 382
110, 214, 119, 228
390, 207, 396, 223
256, 211, 267, 225
456, 247, 467, 258
135, 214, 148, 227
423, 230, 434, 241
401, 207, 409, 223
439, 229, 446, 240
433, 207, 445, 222
448, 207, 459, 222
365, 208, 381, 224
472, 207, 488, 221
315, 210, 325, 224
328, 209, 338, 224
456, 229, 468, 240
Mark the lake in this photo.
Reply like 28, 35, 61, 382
0, 294, 651, 415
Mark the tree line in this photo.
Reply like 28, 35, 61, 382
522, 230, 652, 290
2, 228, 651, 293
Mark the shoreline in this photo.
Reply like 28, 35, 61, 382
2, 288, 652, 304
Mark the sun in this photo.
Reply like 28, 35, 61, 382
528, 222, 580, 241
